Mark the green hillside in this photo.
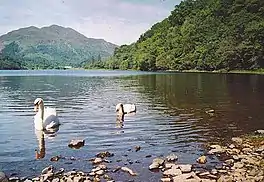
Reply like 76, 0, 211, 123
103, 0, 264, 71
0, 25, 117, 69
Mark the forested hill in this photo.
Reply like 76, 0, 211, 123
108, 0, 264, 71
0, 25, 117, 69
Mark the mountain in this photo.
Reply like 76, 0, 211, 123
0, 25, 118, 69
105, 0, 264, 71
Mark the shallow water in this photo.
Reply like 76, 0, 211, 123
0, 70, 264, 181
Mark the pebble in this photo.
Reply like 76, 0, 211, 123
197, 155, 207, 164
166, 153, 178, 162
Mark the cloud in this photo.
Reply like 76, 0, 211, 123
0, 0, 180, 45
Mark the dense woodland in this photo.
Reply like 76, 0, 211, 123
86, 0, 264, 71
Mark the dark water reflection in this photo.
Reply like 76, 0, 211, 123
0, 70, 264, 181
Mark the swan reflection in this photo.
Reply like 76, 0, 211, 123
34, 127, 59, 159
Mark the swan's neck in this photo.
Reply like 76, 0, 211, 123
39, 103, 44, 129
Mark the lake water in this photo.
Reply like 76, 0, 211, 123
0, 69, 264, 181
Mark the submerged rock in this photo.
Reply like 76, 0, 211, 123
68, 139, 85, 149
121, 167, 137, 176
96, 151, 114, 158
166, 153, 178, 162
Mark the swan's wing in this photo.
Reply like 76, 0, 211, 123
45, 107, 58, 116
123, 104, 136, 113
43, 107, 60, 129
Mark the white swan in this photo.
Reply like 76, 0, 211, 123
116, 103, 136, 115
34, 98, 60, 131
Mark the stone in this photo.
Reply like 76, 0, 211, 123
98, 164, 107, 170
149, 158, 165, 169
211, 169, 217, 175
178, 164, 192, 173
166, 153, 178, 162
208, 145, 225, 154
242, 148, 252, 153
161, 177, 171, 182
196, 155, 207, 164
96, 151, 114, 158
231, 137, 243, 146
255, 129, 264, 135
93, 158, 103, 164
163, 166, 182, 177
228, 144, 235, 149
172, 173, 193, 181
52, 178, 60, 182
42, 165, 54, 174
224, 159, 234, 166
233, 162, 244, 168
0, 172, 8, 182
95, 170, 104, 176
121, 167, 137, 176
165, 163, 176, 169
68, 139, 85, 149
135, 146, 141, 152
50, 155, 61, 162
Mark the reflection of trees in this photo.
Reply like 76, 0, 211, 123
123, 73, 264, 142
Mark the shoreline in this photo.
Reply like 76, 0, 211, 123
1, 131, 263, 182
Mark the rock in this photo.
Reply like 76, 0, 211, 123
256, 145, 264, 153
163, 165, 182, 177
161, 178, 171, 182
121, 167, 137, 176
95, 170, 104, 176
255, 129, 264, 135
196, 156, 207, 164
68, 139, 85, 149
231, 137, 243, 146
233, 162, 244, 168
166, 153, 178, 162
93, 158, 103, 164
52, 178, 60, 182
145, 155, 152, 158
0, 172, 8, 182
217, 175, 233, 182
24, 179, 32, 182
165, 163, 176, 169
178, 164, 192, 173
149, 158, 165, 170
50, 155, 61, 162
96, 151, 114, 158
112, 166, 121, 173
208, 145, 225, 154
98, 164, 107, 170
134, 146, 141, 152
242, 148, 252, 153
172, 172, 199, 182
42, 165, 54, 174
211, 169, 217, 175
228, 144, 235, 149
224, 159, 234, 166
55, 168, 64, 175
205, 109, 215, 114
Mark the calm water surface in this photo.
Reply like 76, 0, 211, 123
0, 70, 264, 181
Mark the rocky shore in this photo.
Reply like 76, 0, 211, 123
1, 131, 263, 182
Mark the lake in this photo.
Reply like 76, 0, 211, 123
0, 69, 264, 181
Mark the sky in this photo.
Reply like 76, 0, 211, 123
0, 0, 181, 45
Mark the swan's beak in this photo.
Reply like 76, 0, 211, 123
34, 105, 39, 112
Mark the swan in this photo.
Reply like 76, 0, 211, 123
116, 103, 136, 115
34, 98, 60, 131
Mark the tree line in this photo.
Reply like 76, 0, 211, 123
86, 0, 264, 71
